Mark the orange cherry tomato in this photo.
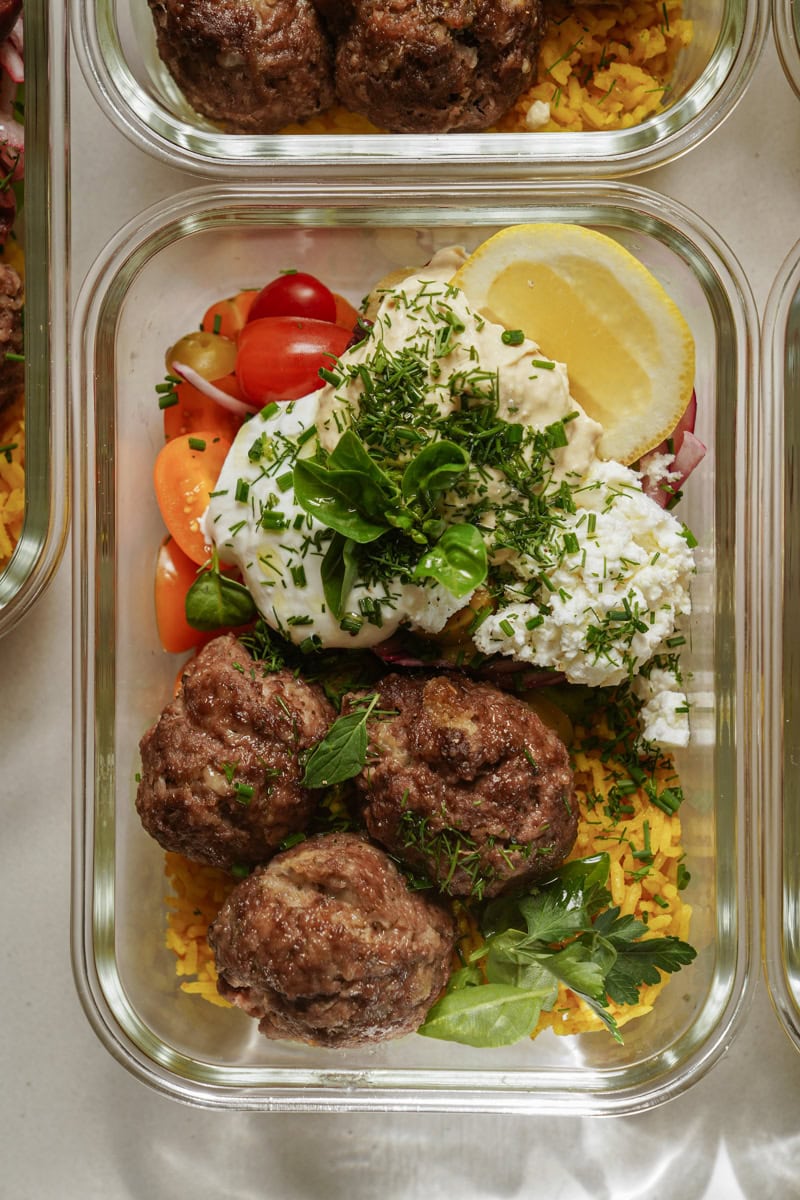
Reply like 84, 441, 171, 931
201, 289, 259, 340
333, 292, 362, 332
153, 431, 232, 566
155, 537, 208, 654
163, 376, 245, 443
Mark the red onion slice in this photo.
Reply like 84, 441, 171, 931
170, 361, 259, 419
640, 391, 706, 508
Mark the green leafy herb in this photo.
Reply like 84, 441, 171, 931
418, 854, 696, 1048
320, 533, 360, 620
401, 439, 469, 504
185, 566, 257, 631
413, 524, 488, 598
301, 693, 379, 788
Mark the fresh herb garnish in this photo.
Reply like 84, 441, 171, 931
184, 559, 257, 631
301, 693, 380, 788
418, 854, 696, 1047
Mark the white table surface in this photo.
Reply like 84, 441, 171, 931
4, 26, 800, 1200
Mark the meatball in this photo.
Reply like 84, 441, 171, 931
351, 673, 576, 898
146, 0, 335, 133
0, 263, 23, 412
330, 0, 545, 133
208, 832, 456, 1046
136, 634, 334, 869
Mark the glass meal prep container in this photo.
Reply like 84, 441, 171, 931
773, 0, 800, 100
0, 0, 69, 638
71, 1, 766, 178
71, 180, 758, 1113
762, 241, 800, 1055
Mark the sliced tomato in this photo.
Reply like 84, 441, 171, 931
153, 431, 231, 566
236, 316, 352, 405
201, 289, 259, 340
163, 376, 245, 443
248, 272, 337, 324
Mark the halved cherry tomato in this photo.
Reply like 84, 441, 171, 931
163, 376, 245, 443
201, 289, 259, 340
333, 291, 362, 332
155, 537, 208, 654
153, 431, 232, 566
248, 271, 337, 325
155, 537, 252, 654
236, 316, 352, 405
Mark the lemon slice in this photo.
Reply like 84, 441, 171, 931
451, 223, 695, 465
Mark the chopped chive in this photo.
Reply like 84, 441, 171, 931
188, 437, 206, 451
530, 358, 556, 370
501, 329, 525, 346
158, 393, 179, 410
235, 478, 250, 503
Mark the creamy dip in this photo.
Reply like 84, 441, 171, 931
205, 256, 694, 742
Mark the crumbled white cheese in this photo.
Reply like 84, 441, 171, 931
634, 667, 690, 748
525, 100, 551, 130
473, 458, 695, 689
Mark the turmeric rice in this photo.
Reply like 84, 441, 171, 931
0, 236, 25, 569
280, 1, 692, 137
163, 703, 691, 1037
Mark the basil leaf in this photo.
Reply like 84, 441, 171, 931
320, 533, 360, 620
301, 695, 378, 788
185, 569, 257, 631
401, 440, 469, 504
413, 523, 487, 598
293, 458, 390, 543
328, 429, 395, 490
418, 983, 547, 1048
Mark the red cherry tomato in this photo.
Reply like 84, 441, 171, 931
248, 271, 337, 325
236, 316, 352, 405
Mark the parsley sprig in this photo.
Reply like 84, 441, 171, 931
419, 853, 696, 1047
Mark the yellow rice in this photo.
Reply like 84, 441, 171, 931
0, 235, 24, 569
163, 711, 690, 1036
280, 1, 692, 136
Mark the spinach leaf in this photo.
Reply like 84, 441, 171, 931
413, 523, 487, 598
401, 440, 469, 504
185, 568, 257, 631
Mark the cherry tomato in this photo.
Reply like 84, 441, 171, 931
155, 537, 208, 654
155, 537, 252, 654
236, 316, 352, 405
166, 330, 238, 381
163, 376, 245, 443
332, 292, 362, 333
248, 271, 337, 325
201, 289, 259, 340
153, 431, 232, 566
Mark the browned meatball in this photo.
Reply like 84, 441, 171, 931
147, 0, 335, 133
135, 634, 334, 869
330, 0, 545, 132
351, 673, 576, 898
0, 263, 23, 412
208, 832, 456, 1047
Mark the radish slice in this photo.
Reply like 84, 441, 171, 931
170, 361, 259, 418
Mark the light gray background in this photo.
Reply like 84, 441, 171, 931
3, 27, 800, 1200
